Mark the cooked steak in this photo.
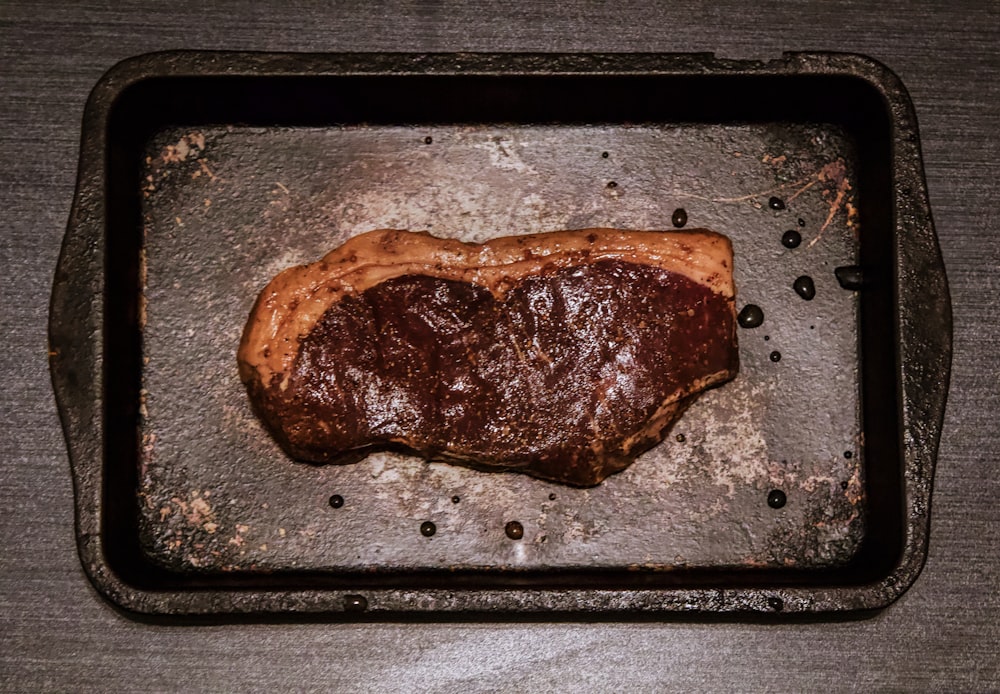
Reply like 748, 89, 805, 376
238, 228, 737, 486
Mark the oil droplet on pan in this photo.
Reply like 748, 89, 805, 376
737, 304, 764, 328
835, 265, 864, 290
343, 594, 368, 612
767, 490, 787, 508
793, 275, 816, 300
781, 229, 802, 248
505, 521, 524, 540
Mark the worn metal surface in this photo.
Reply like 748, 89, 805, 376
140, 123, 861, 575
53, 56, 949, 613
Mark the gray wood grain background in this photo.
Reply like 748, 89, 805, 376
2, 1, 998, 691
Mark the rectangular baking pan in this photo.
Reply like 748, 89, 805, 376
50, 51, 951, 616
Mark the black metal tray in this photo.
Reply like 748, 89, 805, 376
49, 51, 951, 617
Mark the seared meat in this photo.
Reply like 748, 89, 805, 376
238, 228, 737, 486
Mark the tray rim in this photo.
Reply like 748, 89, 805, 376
48, 50, 952, 617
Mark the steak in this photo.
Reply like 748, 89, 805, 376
238, 228, 738, 486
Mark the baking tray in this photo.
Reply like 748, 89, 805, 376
49, 51, 951, 617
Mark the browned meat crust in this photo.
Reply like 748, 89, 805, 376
239, 228, 737, 486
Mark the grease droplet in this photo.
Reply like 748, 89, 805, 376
671, 208, 688, 228
505, 521, 524, 540
737, 304, 764, 328
328, 494, 344, 509
769, 196, 786, 210
781, 229, 802, 248
343, 594, 368, 612
420, 521, 436, 537
770, 350, 782, 362
835, 265, 864, 290
767, 489, 787, 508
793, 275, 816, 300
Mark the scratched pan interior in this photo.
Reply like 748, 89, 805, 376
74, 56, 928, 615
138, 118, 866, 575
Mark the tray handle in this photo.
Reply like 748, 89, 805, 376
49, 115, 108, 582
889, 94, 953, 593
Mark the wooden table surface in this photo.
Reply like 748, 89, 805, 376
2, 2, 998, 691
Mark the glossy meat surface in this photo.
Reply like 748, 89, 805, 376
239, 229, 738, 485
